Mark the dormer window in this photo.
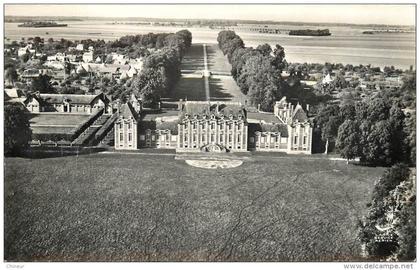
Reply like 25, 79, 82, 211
229, 114, 233, 120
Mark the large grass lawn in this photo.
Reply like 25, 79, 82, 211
5, 153, 384, 262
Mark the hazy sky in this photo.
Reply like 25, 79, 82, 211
5, 4, 416, 26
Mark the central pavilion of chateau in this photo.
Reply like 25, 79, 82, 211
114, 96, 313, 154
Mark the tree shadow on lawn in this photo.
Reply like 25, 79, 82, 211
166, 77, 206, 102
209, 77, 246, 103
181, 44, 204, 71
205, 45, 231, 73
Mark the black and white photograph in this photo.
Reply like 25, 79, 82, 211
1, 2, 417, 269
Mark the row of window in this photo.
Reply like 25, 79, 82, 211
293, 136, 307, 145
119, 133, 133, 142
118, 122, 133, 129
255, 136, 287, 144
183, 133, 243, 144
183, 123, 244, 131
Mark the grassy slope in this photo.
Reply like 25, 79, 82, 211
5, 153, 384, 262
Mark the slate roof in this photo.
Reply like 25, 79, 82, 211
291, 104, 308, 122
248, 123, 288, 137
181, 101, 246, 120
4, 88, 23, 98
119, 102, 139, 120
247, 112, 282, 124
39, 93, 103, 105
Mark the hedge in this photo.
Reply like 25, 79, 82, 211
71, 108, 104, 140
95, 113, 118, 141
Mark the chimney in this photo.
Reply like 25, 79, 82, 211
306, 104, 310, 112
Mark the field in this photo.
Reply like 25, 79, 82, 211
4, 153, 385, 262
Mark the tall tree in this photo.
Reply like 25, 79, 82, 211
365, 120, 393, 166
256, 43, 272, 56
272, 44, 286, 71
314, 105, 341, 154
336, 120, 360, 163
31, 74, 56, 94
4, 104, 32, 156
4, 66, 18, 86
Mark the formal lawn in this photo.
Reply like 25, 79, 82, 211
5, 152, 384, 262
29, 113, 91, 126
31, 126, 76, 135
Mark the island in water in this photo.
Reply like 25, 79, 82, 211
363, 29, 414, 34
289, 29, 331, 36
18, 21, 68, 28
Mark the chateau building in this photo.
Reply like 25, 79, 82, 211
114, 103, 139, 150
114, 97, 313, 154
177, 101, 248, 152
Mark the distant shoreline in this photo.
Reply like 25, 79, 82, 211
4, 15, 415, 29
17, 21, 68, 28
289, 29, 331, 36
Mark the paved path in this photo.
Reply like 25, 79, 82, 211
202, 44, 210, 101
180, 44, 233, 101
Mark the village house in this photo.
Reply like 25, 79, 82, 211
17, 46, 35, 57
23, 92, 111, 114
76, 63, 137, 81
76, 44, 84, 51
83, 51, 94, 63
44, 61, 65, 70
